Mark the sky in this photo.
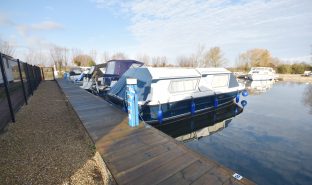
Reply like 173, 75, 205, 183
0, 0, 311, 66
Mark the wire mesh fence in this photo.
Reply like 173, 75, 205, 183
0, 52, 48, 131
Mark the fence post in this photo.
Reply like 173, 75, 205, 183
32, 66, 38, 89
25, 64, 33, 96
17, 59, 28, 105
52, 67, 55, 80
41, 68, 45, 80
0, 53, 15, 122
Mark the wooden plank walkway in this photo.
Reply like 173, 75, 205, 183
57, 79, 255, 185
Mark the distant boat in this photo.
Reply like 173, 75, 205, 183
80, 60, 143, 94
247, 67, 277, 81
107, 67, 245, 124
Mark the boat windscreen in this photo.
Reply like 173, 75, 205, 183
106, 61, 143, 76
229, 73, 239, 88
109, 68, 152, 101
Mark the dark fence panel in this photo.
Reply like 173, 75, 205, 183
7, 59, 25, 112
0, 84, 11, 130
0, 53, 42, 131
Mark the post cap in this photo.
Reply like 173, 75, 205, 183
126, 78, 137, 85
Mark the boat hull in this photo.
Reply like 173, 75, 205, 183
140, 91, 238, 125
248, 74, 274, 81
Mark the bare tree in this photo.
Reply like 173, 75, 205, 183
63, 48, 69, 69
0, 39, 15, 56
111, 52, 127, 60
194, 44, 205, 67
50, 46, 68, 71
203, 47, 227, 67
177, 56, 194, 67
102, 51, 111, 62
152, 56, 168, 67
136, 53, 150, 66
89, 49, 97, 64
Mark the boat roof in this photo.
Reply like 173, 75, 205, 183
196, 68, 230, 74
107, 59, 143, 65
251, 67, 273, 70
147, 67, 200, 79
146, 67, 231, 80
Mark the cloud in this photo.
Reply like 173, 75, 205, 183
44, 6, 54, 11
17, 21, 63, 36
94, 0, 312, 64
31, 21, 63, 30
0, 14, 15, 26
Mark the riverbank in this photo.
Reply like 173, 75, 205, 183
278, 74, 312, 83
0, 81, 115, 185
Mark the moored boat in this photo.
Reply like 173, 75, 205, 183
80, 60, 143, 94
247, 67, 277, 80
107, 67, 246, 124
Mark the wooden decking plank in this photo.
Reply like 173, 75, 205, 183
104, 139, 169, 164
129, 152, 197, 185
96, 128, 154, 154
94, 123, 146, 144
191, 166, 232, 185
107, 141, 176, 175
98, 129, 168, 157
115, 146, 186, 184
158, 159, 217, 185
222, 178, 246, 185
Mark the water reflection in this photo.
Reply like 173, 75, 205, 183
182, 83, 312, 185
155, 102, 243, 142
244, 80, 275, 95
302, 84, 312, 114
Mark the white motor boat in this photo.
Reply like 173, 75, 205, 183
107, 67, 247, 124
248, 67, 277, 81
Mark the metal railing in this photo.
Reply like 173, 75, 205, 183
0, 52, 50, 131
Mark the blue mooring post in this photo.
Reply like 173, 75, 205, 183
126, 78, 139, 127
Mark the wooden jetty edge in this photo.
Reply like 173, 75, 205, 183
57, 79, 255, 185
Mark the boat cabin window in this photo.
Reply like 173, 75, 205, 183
169, 79, 198, 93
106, 62, 116, 75
211, 74, 229, 88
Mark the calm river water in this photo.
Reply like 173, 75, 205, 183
157, 81, 312, 185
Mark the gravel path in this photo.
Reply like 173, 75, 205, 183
0, 81, 114, 185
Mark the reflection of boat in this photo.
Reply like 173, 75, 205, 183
245, 80, 274, 94
155, 102, 243, 142
107, 67, 245, 124
248, 67, 278, 81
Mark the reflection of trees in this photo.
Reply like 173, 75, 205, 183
302, 85, 312, 114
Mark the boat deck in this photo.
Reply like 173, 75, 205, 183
57, 79, 255, 185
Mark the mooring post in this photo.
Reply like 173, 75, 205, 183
126, 78, 139, 127
0, 53, 15, 123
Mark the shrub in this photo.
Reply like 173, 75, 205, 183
277, 64, 292, 74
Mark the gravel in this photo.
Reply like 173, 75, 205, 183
0, 81, 115, 185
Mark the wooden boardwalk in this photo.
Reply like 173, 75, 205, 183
57, 79, 255, 185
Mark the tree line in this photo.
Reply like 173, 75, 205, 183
1, 38, 311, 73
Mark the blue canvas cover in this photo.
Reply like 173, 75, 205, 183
108, 67, 152, 102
